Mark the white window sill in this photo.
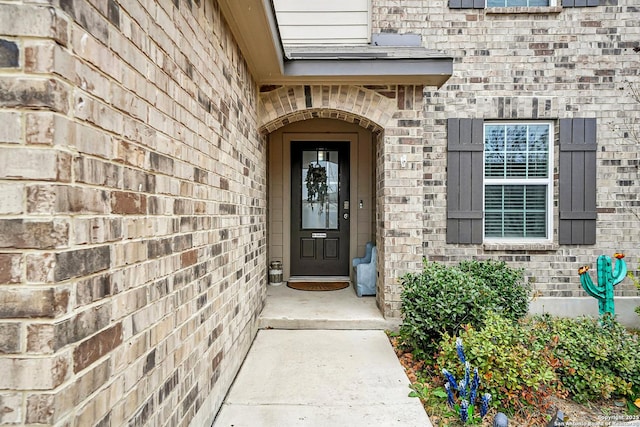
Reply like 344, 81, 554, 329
483, 242, 558, 251
486, 6, 562, 14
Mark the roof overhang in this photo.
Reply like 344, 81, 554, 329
218, 0, 453, 87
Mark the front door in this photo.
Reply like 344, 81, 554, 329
291, 141, 350, 276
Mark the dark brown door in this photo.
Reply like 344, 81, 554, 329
291, 141, 350, 276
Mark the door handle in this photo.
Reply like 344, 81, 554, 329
343, 213, 349, 220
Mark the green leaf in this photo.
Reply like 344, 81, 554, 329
433, 389, 448, 398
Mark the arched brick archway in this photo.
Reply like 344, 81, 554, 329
259, 84, 425, 319
258, 85, 392, 134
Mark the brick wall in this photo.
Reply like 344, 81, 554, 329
0, 1, 266, 425
369, 1, 640, 300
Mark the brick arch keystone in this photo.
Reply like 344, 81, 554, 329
258, 85, 394, 134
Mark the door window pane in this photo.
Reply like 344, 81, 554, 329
301, 149, 339, 229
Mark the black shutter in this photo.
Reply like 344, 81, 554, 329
449, 0, 486, 9
447, 118, 484, 244
559, 118, 597, 245
562, 0, 600, 7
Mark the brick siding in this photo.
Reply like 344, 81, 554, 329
0, 1, 266, 425
259, 2, 640, 319
370, 0, 640, 301
2, 0, 640, 424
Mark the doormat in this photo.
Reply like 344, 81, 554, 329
287, 281, 350, 291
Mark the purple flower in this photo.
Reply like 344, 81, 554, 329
460, 399, 469, 423
480, 393, 492, 418
456, 337, 466, 365
444, 381, 455, 408
442, 368, 458, 391
469, 367, 480, 404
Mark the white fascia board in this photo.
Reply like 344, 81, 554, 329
282, 58, 453, 86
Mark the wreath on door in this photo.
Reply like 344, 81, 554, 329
305, 163, 328, 212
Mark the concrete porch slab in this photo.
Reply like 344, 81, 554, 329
212, 329, 432, 427
257, 283, 400, 330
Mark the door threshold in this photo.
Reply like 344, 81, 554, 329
288, 276, 350, 283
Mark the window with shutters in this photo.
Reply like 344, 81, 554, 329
447, 118, 595, 246
450, 0, 599, 9
483, 123, 553, 241
487, 0, 551, 6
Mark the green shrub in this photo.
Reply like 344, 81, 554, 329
458, 260, 530, 320
437, 312, 558, 411
437, 313, 640, 407
399, 260, 529, 355
399, 261, 488, 355
533, 314, 640, 402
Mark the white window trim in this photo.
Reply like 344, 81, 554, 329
482, 121, 554, 244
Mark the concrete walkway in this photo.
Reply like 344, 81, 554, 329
212, 329, 432, 427
213, 285, 432, 426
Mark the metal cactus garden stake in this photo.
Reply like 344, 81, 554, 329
578, 253, 627, 316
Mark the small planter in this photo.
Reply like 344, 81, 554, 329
269, 261, 283, 286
